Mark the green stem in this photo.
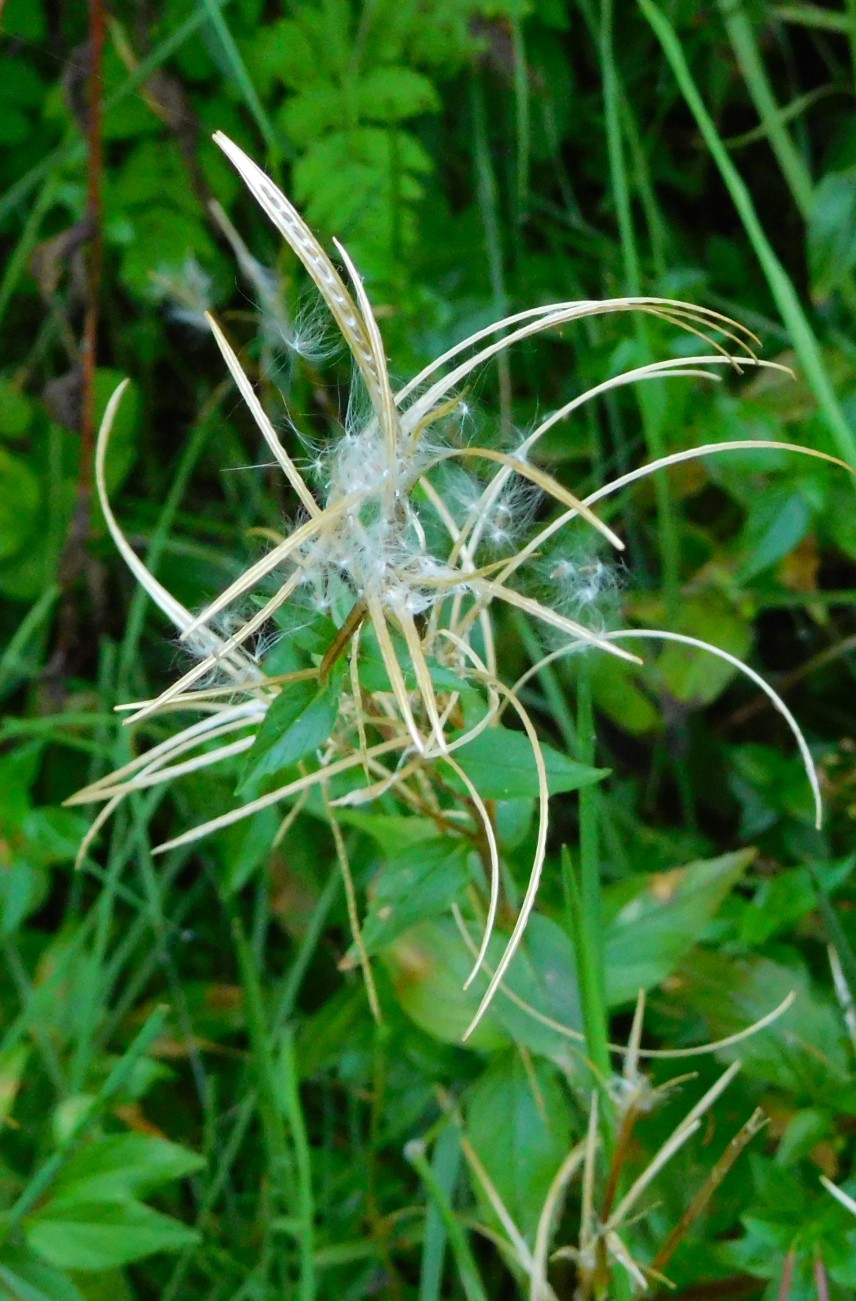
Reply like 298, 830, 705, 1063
0, 1007, 168, 1243
564, 661, 611, 1088
406, 1138, 489, 1301
600, 0, 680, 612
719, 0, 814, 218
639, 0, 856, 471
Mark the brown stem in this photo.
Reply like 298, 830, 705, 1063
651, 1109, 768, 1276
599, 1103, 640, 1225
777, 1251, 796, 1301
319, 599, 367, 682
50, 0, 106, 688
814, 1255, 830, 1301
81, 0, 105, 497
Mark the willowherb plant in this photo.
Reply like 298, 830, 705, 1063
70, 132, 853, 1037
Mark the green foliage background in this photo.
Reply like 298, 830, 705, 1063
1, 1, 856, 1297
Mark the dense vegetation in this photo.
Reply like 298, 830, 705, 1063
2, 1, 856, 1297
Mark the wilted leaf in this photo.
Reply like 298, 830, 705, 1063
674, 950, 856, 1110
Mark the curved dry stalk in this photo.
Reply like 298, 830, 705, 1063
71, 712, 261, 805
512, 628, 821, 827
205, 312, 320, 515
457, 670, 549, 1040
396, 298, 759, 414
820, 1175, 856, 1217
364, 591, 424, 753
151, 734, 410, 855
68, 702, 265, 804
177, 491, 358, 644
455, 355, 786, 565
529, 1140, 589, 1301
393, 600, 447, 753
324, 782, 381, 1023
437, 445, 625, 552
458, 438, 855, 642
608, 628, 822, 826
81, 731, 256, 802
460, 1136, 538, 1283
469, 579, 641, 666
451, 907, 797, 1060
95, 381, 263, 691
605, 1061, 741, 1233
125, 568, 304, 726
438, 751, 500, 989
333, 237, 399, 472
213, 132, 385, 413
398, 298, 760, 435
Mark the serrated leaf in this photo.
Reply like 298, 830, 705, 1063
281, 82, 347, 146
452, 726, 608, 800
356, 67, 440, 122
237, 671, 342, 793
359, 838, 471, 955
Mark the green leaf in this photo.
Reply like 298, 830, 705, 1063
466, 1052, 572, 1241
331, 811, 438, 853
381, 913, 582, 1067
0, 1044, 29, 1127
634, 591, 753, 706
21, 809, 88, 868
47, 1134, 204, 1204
0, 379, 34, 440
0, 449, 39, 559
0, 858, 47, 933
219, 807, 281, 895
356, 68, 440, 122
604, 850, 755, 1005
809, 167, 856, 300
25, 1200, 199, 1271
359, 838, 472, 955
271, 603, 338, 658
738, 486, 811, 582
0, 1246, 84, 1301
237, 671, 342, 793
675, 950, 856, 1109
452, 726, 608, 800
1, 0, 46, 38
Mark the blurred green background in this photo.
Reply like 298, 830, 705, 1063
2, 1, 856, 1298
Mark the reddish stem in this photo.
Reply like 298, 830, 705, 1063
81, 0, 105, 492
777, 1251, 795, 1301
